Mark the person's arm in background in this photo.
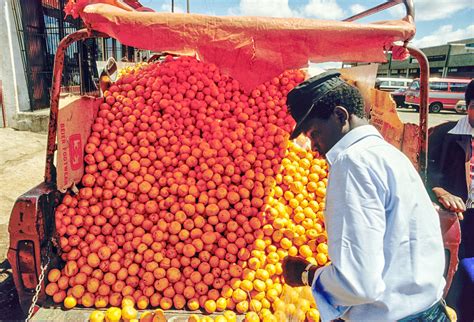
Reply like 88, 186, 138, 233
427, 123, 466, 213
308, 158, 387, 320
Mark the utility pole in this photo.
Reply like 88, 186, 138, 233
171, 0, 174, 12
187, 0, 190, 13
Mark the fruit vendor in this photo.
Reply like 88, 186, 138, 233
281, 72, 449, 321
427, 79, 474, 320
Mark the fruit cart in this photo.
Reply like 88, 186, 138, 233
6, 0, 460, 321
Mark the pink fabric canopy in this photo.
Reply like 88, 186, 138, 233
66, 1, 415, 90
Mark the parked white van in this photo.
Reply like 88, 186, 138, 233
375, 77, 412, 92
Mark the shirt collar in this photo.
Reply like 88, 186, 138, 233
447, 116, 474, 136
325, 125, 382, 166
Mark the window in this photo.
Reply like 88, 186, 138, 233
379, 81, 389, 86
450, 83, 468, 93
409, 81, 420, 90
429, 82, 448, 91
427, 55, 446, 62
392, 81, 405, 87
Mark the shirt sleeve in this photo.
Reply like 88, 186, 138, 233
311, 157, 387, 321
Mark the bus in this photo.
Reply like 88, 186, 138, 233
405, 78, 472, 113
375, 77, 412, 91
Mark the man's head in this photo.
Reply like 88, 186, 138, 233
466, 80, 474, 127
287, 72, 366, 155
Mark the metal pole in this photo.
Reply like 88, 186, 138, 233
344, 0, 414, 22
187, 0, 190, 13
171, 0, 174, 12
442, 44, 452, 78
45, 29, 107, 184
407, 46, 430, 181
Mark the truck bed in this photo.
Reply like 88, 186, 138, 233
32, 307, 245, 321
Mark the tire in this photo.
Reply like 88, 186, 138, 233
0, 263, 26, 320
429, 102, 443, 113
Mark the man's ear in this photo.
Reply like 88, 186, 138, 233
333, 106, 349, 125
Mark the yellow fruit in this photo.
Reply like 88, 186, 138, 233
241, 280, 254, 292
316, 252, 328, 265
63, 296, 77, 309
266, 252, 279, 264
224, 310, 237, 322
254, 239, 266, 250
299, 245, 313, 258
262, 315, 277, 322
273, 311, 287, 322
264, 264, 276, 276
248, 257, 261, 270
215, 317, 227, 322
285, 303, 296, 315
188, 314, 200, 322
243, 269, 256, 281
266, 289, 278, 302
255, 269, 269, 281
307, 308, 321, 322
288, 246, 298, 256
105, 307, 121, 322
201, 318, 214, 322
236, 300, 249, 314
279, 238, 292, 250
140, 311, 153, 322
204, 300, 217, 313
260, 298, 271, 309
122, 298, 135, 308
232, 288, 247, 302
245, 312, 260, 322
249, 299, 263, 312
253, 279, 267, 292
216, 297, 227, 311
89, 310, 105, 322
122, 306, 138, 320
153, 309, 166, 322
298, 298, 311, 313
317, 243, 328, 254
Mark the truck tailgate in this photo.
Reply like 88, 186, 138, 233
32, 307, 245, 321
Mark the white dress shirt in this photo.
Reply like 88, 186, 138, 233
311, 125, 446, 321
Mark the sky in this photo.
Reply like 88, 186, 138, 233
140, 0, 474, 49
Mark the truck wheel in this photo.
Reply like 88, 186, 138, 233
429, 102, 442, 113
0, 264, 25, 320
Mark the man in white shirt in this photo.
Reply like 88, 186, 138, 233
282, 72, 448, 321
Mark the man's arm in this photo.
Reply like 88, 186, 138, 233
428, 124, 466, 213
310, 158, 387, 320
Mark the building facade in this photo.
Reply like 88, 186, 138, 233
0, 0, 142, 128
378, 38, 474, 79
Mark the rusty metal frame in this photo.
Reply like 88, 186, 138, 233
45, 29, 107, 184
344, 0, 414, 23
407, 46, 430, 181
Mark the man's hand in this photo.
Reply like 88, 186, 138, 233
433, 187, 466, 213
282, 256, 317, 287
438, 193, 466, 213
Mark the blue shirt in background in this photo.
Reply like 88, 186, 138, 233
311, 125, 446, 321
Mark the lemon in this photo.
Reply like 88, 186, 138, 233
63, 296, 76, 309
224, 310, 237, 322
89, 310, 105, 322
105, 307, 121, 322
121, 306, 138, 320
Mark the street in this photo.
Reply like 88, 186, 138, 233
397, 108, 464, 127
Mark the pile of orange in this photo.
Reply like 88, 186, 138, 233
48, 56, 327, 321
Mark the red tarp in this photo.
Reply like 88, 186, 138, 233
67, 1, 415, 90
